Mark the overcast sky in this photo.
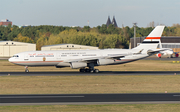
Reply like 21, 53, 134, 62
1, 0, 180, 27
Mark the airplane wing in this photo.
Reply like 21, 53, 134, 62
63, 50, 144, 63
147, 49, 170, 55
63, 54, 127, 63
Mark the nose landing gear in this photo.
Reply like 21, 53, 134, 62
25, 66, 29, 73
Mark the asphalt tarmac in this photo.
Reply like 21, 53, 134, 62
0, 71, 179, 76
1, 93, 180, 105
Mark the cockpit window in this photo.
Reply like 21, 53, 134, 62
13, 55, 19, 57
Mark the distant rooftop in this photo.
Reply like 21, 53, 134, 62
112, 16, 118, 27
106, 16, 112, 27
42, 43, 98, 48
1, 19, 11, 22
106, 16, 118, 27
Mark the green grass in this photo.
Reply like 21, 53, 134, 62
1, 104, 180, 112
1, 75, 180, 94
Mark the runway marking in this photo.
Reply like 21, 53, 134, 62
173, 95, 180, 96
0, 96, 84, 98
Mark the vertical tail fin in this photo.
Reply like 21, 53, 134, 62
133, 26, 165, 50
142, 26, 165, 43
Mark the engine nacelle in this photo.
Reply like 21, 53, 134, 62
175, 53, 179, 57
156, 53, 161, 58
97, 59, 115, 65
70, 62, 87, 69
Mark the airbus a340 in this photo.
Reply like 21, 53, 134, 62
9, 26, 167, 73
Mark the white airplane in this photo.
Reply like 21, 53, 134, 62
156, 49, 179, 58
9, 26, 167, 73
156, 40, 179, 58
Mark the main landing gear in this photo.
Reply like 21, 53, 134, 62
79, 68, 99, 73
79, 63, 99, 73
25, 66, 29, 73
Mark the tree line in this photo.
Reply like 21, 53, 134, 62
0, 24, 180, 50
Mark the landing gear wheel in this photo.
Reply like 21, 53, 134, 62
80, 69, 85, 72
25, 66, 29, 73
94, 69, 99, 73
25, 69, 29, 73
85, 69, 90, 72
90, 69, 94, 73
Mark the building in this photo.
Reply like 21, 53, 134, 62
111, 16, 118, 27
0, 41, 36, 57
41, 44, 99, 51
0, 19, 12, 26
130, 37, 180, 52
106, 16, 112, 27
106, 16, 118, 27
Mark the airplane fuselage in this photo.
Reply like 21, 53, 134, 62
9, 49, 148, 67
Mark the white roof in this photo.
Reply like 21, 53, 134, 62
42, 43, 98, 48
0, 41, 35, 45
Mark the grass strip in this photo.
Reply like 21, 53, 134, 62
1, 104, 180, 112
1, 75, 180, 94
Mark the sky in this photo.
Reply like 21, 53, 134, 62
1, 0, 180, 28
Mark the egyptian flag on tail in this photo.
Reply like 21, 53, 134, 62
142, 26, 165, 43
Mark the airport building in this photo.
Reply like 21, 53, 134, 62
0, 19, 12, 26
41, 44, 99, 51
0, 41, 36, 58
130, 37, 180, 52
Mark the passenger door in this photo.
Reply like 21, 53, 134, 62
24, 53, 29, 61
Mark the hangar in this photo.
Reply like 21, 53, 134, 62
41, 44, 99, 51
130, 37, 180, 52
0, 41, 36, 58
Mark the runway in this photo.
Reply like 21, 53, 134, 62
0, 71, 179, 76
1, 93, 180, 105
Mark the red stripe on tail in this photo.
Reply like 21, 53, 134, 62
145, 37, 161, 39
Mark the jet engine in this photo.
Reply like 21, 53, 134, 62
175, 53, 179, 57
156, 53, 161, 58
97, 59, 115, 65
70, 62, 87, 69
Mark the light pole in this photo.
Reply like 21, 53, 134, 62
133, 23, 137, 48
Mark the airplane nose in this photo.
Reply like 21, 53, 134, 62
8, 58, 13, 62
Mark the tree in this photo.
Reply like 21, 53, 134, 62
83, 26, 90, 32
13, 33, 34, 43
